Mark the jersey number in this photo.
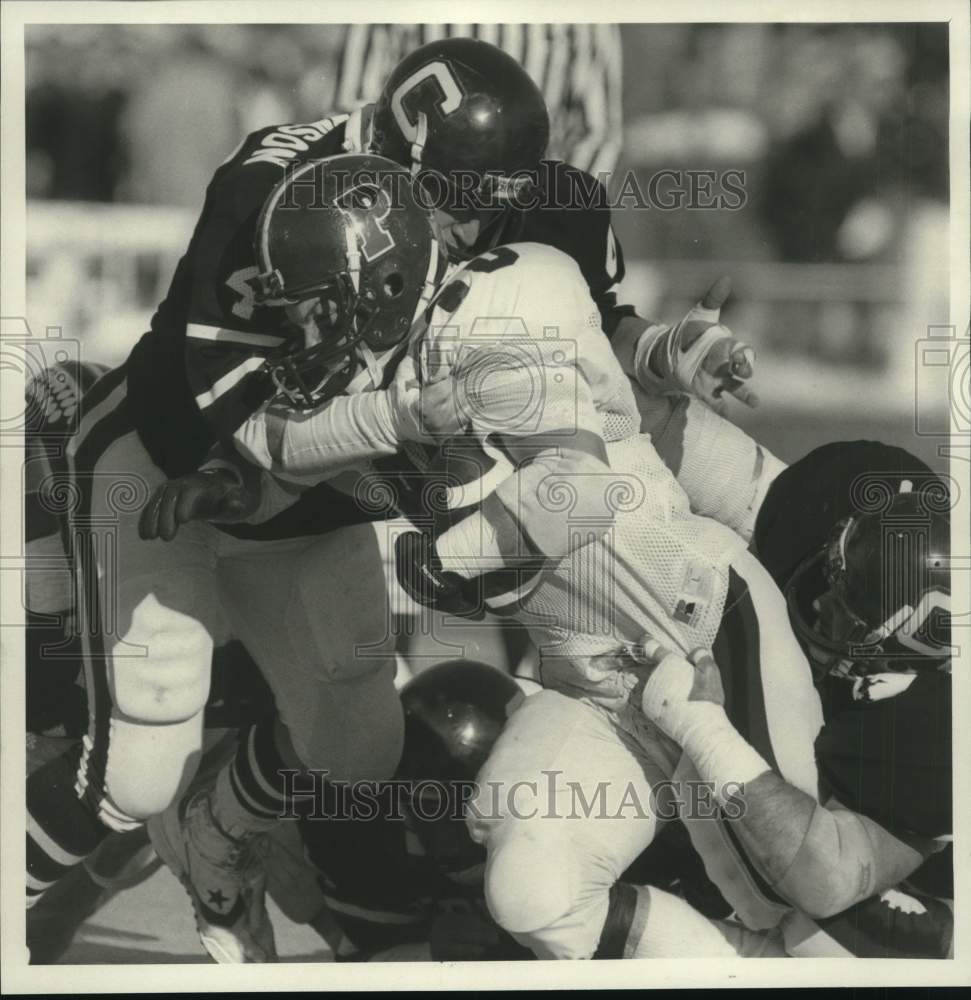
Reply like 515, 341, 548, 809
467, 247, 520, 273
226, 266, 260, 320
391, 61, 464, 143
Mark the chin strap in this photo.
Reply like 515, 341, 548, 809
410, 112, 429, 176
345, 227, 362, 294
351, 343, 385, 392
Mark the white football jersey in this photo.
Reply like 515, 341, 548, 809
420, 242, 746, 707
419, 241, 641, 449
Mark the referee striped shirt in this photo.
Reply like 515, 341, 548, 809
334, 23, 623, 179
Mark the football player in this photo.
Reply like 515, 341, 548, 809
127, 140, 803, 965
282, 659, 537, 962
367, 38, 772, 522
633, 441, 953, 958
23, 35, 760, 957
296, 658, 781, 962
23, 151, 455, 961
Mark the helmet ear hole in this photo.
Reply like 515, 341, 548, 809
383, 272, 404, 298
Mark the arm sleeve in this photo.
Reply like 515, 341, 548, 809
231, 389, 408, 481
645, 392, 786, 542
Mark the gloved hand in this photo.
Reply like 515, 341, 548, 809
394, 530, 483, 619
138, 469, 256, 541
639, 276, 759, 413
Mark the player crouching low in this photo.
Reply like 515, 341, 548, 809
634, 442, 953, 958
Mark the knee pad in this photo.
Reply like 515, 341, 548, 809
102, 712, 204, 822
110, 592, 213, 724
483, 822, 574, 937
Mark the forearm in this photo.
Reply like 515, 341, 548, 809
232, 389, 409, 479
642, 648, 930, 921
668, 696, 927, 918
610, 313, 653, 379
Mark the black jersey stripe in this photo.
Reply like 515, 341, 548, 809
710, 567, 788, 906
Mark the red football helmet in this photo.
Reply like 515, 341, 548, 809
252, 153, 447, 409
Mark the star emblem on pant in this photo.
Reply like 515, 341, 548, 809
207, 888, 229, 910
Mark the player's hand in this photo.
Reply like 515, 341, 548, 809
387, 354, 468, 442
633, 639, 726, 710
673, 276, 759, 413
138, 470, 255, 541
429, 900, 502, 961
418, 373, 471, 440
394, 531, 483, 619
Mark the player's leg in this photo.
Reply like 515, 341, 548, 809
209, 518, 408, 828
469, 688, 667, 959
27, 373, 226, 907
147, 518, 406, 962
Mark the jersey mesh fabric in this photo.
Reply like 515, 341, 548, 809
516, 435, 746, 708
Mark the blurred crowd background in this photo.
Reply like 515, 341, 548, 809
24, 22, 952, 469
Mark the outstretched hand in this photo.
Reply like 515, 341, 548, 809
677, 276, 759, 413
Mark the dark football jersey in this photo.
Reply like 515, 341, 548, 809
127, 115, 352, 477
815, 670, 952, 839
496, 159, 635, 335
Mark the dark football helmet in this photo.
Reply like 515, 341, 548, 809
785, 489, 952, 675
369, 38, 550, 220
397, 659, 527, 878
252, 153, 446, 409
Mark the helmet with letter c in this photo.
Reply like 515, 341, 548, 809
369, 38, 550, 250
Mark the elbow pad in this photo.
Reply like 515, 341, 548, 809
776, 807, 876, 919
